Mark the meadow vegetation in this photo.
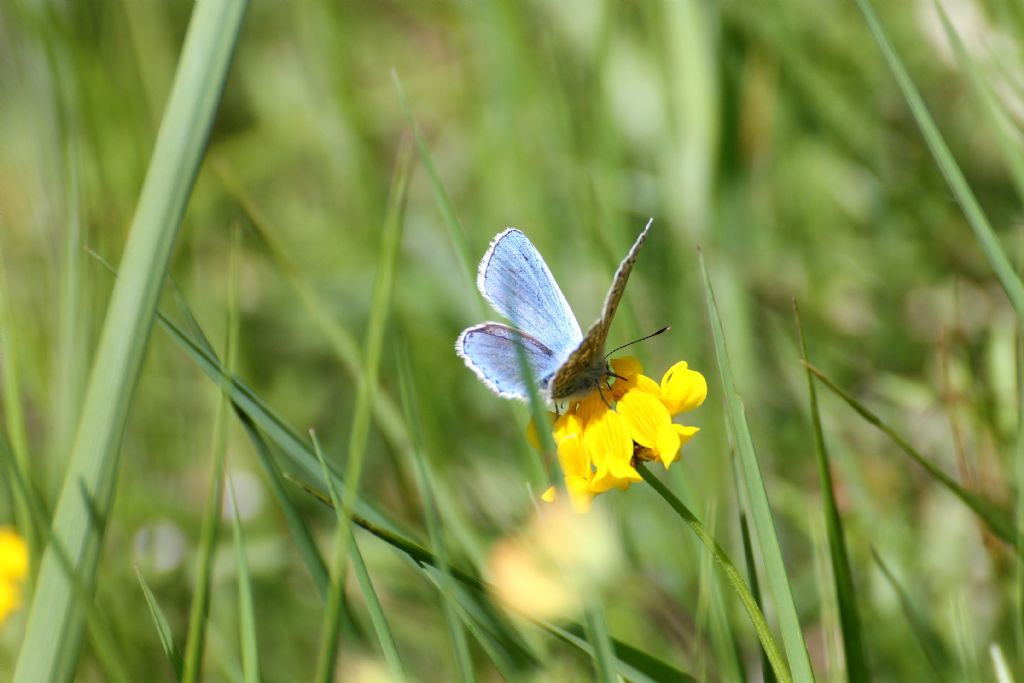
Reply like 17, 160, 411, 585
1, 0, 1024, 681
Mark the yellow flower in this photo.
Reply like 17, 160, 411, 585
583, 409, 641, 492
658, 360, 707, 415
533, 357, 706, 511
487, 500, 620, 620
0, 579, 20, 625
556, 434, 596, 513
0, 527, 28, 625
617, 390, 684, 468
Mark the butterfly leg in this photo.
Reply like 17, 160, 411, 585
596, 382, 613, 409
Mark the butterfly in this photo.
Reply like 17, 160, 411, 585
456, 219, 652, 403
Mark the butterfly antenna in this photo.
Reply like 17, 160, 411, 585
604, 325, 671, 360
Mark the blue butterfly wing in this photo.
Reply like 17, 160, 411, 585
477, 229, 583, 360
455, 323, 563, 401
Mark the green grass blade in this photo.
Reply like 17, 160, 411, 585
222, 221, 259, 683
227, 457, 259, 683
582, 604, 619, 683
543, 622, 698, 683
794, 302, 869, 681
805, 362, 1016, 546
181, 362, 230, 683
314, 137, 412, 682
0, 433, 132, 683
12, 2, 247, 679
391, 71, 474, 288
699, 251, 815, 683
135, 565, 184, 681
992, 643, 1014, 683
694, 500, 744, 683
151, 301, 400, 531
854, 0, 1024, 324
932, 0, 1024, 203
347, 533, 408, 681
297, 467, 694, 681
1017, 335, 1024, 668
159, 259, 334, 601
413, 561, 529, 679
872, 549, 951, 681
397, 351, 474, 683
214, 161, 413, 456
311, 431, 350, 683
235, 411, 330, 597
638, 464, 791, 683
79, 236, 404, 536
0, 249, 39, 567
739, 510, 776, 683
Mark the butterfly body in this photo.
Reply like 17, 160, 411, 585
456, 220, 652, 403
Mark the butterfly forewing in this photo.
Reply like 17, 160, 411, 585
456, 323, 562, 401
548, 219, 652, 400
477, 229, 583, 360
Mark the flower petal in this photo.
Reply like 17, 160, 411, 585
656, 422, 682, 468
557, 434, 591, 479
0, 528, 28, 580
616, 389, 672, 448
582, 409, 633, 468
605, 458, 642, 488
553, 412, 585, 444
675, 424, 700, 448
590, 458, 642, 492
565, 477, 594, 512
660, 361, 708, 415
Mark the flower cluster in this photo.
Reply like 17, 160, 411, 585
533, 357, 707, 512
0, 527, 28, 626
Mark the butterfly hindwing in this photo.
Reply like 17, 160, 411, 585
477, 229, 583, 360
548, 219, 652, 400
456, 323, 562, 401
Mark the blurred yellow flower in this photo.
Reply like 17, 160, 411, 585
0, 527, 28, 625
487, 500, 620, 620
534, 357, 706, 510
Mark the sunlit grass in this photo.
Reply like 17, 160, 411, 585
2, 0, 1024, 680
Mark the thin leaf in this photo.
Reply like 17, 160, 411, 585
0, 248, 39, 566
638, 464, 792, 683
854, 0, 1024, 324
397, 351, 474, 683
991, 643, 1015, 683
314, 135, 413, 682
348, 533, 408, 681
235, 411, 330, 597
391, 70, 474, 288
582, 604, 619, 683
135, 565, 184, 681
794, 302, 869, 681
182, 345, 231, 683
872, 549, 951, 681
932, 0, 1024, 204
213, 160, 413, 457
226, 480, 260, 683
804, 362, 1016, 547
545, 623, 698, 683
0, 434, 132, 683
699, 250, 815, 683
12, 2, 248, 678
312, 431, 351, 683
739, 510, 776, 683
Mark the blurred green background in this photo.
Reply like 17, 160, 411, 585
1, 0, 1023, 680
